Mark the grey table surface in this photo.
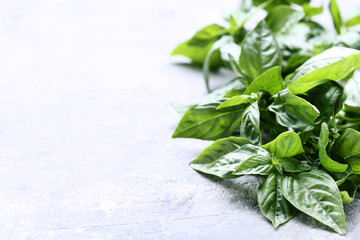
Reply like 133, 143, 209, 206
0, 0, 359, 239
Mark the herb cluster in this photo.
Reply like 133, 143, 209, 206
171, 0, 360, 235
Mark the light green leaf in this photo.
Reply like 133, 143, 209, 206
329, 0, 342, 34
278, 157, 311, 173
172, 100, 248, 140
262, 131, 304, 158
239, 20, 282, 80
332, 128, 360, 174
190, 137, 252, 179
258, 173, 297, 228
344, 71, 360, 108
244, 66, 283, 95
269, 90, 319, 129
265, 5, 304, 34
319, 123, 348, 172
187, 24, 226, 47
217, 95, 256, 110
288, 47, 360, 94
233, 154, 275, 175
345, 15, 360, 28
240, 101, 261, 145
303, 4, 323, 18
281, 170, 346, 235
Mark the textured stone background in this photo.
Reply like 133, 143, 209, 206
0, 0, 358, 239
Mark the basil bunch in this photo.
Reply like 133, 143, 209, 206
171, 0, 360, 235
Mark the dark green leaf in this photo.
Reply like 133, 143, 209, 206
305, 81, 344, 122
172, 100, 248, 140
239, 20, 282, 80
244, 66, 283, 95
281, 170, 346, 235
329, 0, 342, 34
319, 123, 348, 172
190, 137, 253, 178
233, 154, 275, 175
269, 90, 319, 129
332, 128, 360, 174
258, 173, 297, 227
278, 157, 312, 173
327, 165, 353, 186
265, 5, 304, 34
339, 180, 357, 204
262, 131, 304, 158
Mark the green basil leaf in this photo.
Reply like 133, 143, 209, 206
281, 170, 346, 235
217, 95, 256, 110
332, 128, 360, 174
265, 5, 304, 34
269, 90, 319, 129
344, 71, 360, 108
283, 51, 312, 75
244, 66, 283, 95
190, 137, 252, 179
303, 4, 323, 18
327, 165, 353, 186
329, 0, 342, 34
171, 40, 222, 69
288, 47, 360, 94
304, 81, 344, 122
187, 24, 226, 47
339, 179, 357, 204
319, 123, 348, 172
172, 100, 248, 140
239, 20, 282, 80
239, 101, 261, 145
262, 131, 304, 158
278, 157, 312, 173
345, 15, 360, 27
258, 173, 297, 227
209, 144, 270, 172
233, 154, 275, 175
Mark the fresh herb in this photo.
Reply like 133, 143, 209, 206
171, 0, 360, 235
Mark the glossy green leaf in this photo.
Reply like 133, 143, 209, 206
278, 157, 311, 173
303, 4, 323, 18
217, 95, 256, 110
239, 20, 282, 80
190, 137, 252, 179
332, 128, 360, 174
319, 123, 348, 172
172, 100, 248, 140
244, 66, 283, 95
239, 101, 261, 145
288, 47, 360, 94
328, 165, 353, 186
262, 132, 304, 158
258, 173, 297, 228
305, 81, 344, 122
233, 154, 275, 175
269, 90, 319, 129
339, 179, 357, 204
265, 5, 304, 34
209, 144, 270, 172
281, 170, 346, 235
329, 0, 342, 34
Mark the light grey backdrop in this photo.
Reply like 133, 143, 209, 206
0, 0, 358, 239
